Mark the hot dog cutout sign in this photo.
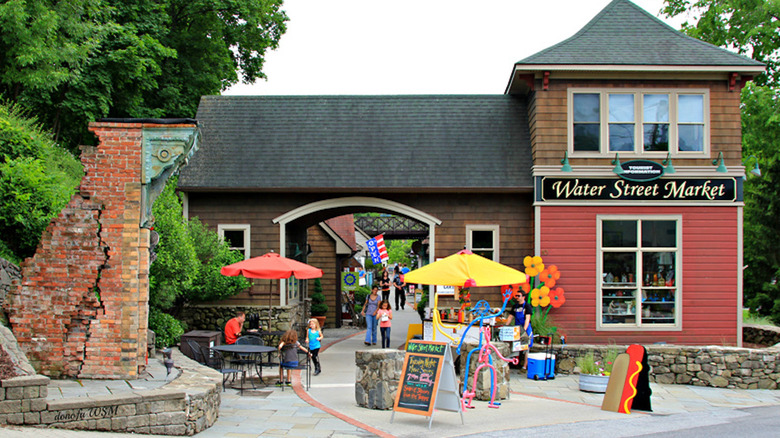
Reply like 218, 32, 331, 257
601, 344, 652, 414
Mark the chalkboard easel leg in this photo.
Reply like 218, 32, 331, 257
428, 413, 434, 430
390, 411, 395, 424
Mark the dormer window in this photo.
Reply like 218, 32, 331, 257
569, 89, 708, 156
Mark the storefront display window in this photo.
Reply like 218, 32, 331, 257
598, 216, 681, 330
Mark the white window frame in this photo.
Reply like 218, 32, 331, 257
217, 224, 251, 260
596, 215, 682, 331
568, 88, 710, 157
466, 225, 500, 262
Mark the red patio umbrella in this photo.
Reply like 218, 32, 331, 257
221, 252, 323, 327
220, 252, 323, 280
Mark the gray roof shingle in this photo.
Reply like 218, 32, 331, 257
178, 95, 532, 191
517, 0, 764, 68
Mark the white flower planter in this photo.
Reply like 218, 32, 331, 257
579, 373, 610, 393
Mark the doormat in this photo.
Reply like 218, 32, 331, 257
241, 389, 273, 398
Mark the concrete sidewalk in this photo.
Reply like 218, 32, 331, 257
3, 300, 780, 437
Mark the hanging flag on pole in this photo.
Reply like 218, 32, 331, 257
366, 234, 389, 265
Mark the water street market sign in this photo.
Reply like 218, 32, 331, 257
539, 177, 737, 202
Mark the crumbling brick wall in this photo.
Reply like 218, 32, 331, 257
4, 121, 197, 379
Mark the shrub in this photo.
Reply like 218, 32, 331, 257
576, 346, 620, 376
148, 309, 184, 349
310, 278, 328, 316
353, 286, 370, 310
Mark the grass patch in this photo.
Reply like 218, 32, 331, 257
743, 309, 777, 326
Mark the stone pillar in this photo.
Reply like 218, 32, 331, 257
459, 341, 513, 401
355, 349, 405, 410
5, 120, 198, 379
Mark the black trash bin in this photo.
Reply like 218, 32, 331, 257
180, 330, 222, 361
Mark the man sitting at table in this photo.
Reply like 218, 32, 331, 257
224, 311, 245, 345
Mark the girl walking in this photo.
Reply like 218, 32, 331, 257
376, 300, 393, 348
278, 329, 309, 386
307, 318, 323, 376
361, 286, 381, 345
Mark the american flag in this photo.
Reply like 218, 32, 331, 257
366, 234, 389, 264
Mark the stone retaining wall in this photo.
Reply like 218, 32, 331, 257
0, 350, 222, 435
180, 303, 307, 334
550, 344, 780, 390
743, 324, 780, 347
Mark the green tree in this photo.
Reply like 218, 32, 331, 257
186, 217, 250, 304
741, 84, 780, 322
0, 0, 287, 151
149, 177, 250, 314
663, 0, 780, 85
149, 177, 199, 311
0, 101, 82, 262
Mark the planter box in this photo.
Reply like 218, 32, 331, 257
579, 373, 610, 393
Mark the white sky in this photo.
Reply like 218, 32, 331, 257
224, 0, 689, 96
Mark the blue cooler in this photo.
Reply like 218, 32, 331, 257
527, 352, 556, 380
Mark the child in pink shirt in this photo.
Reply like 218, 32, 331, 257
376, 300, 393, 348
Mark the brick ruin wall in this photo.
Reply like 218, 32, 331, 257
4, 122, 194, 379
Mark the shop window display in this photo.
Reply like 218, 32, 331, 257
599, 218, 680, 329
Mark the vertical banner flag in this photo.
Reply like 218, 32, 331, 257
366, 234, 389, 264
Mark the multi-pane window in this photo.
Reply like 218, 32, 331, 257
598, 217, 681, 330
466, 225, 499, 262
218, 224, 250, 259
571, 89, 707, 155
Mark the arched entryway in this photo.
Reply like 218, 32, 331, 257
272, 196, 441, 305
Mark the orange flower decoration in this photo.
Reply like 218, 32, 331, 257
549, 287, 566, 308
530, 285, 550, 307
539, 265, 561, 288
524, 256, 545, 277
521, 282, 531, 294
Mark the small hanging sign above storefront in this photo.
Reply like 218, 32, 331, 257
539, 177, 738, 202
618, 160, 664, 182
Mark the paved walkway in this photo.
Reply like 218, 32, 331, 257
3, 293, 780, 437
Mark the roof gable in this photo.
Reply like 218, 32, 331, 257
517, 0, 764, 68
178, 95, 532, 191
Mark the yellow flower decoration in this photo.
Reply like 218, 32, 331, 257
523, 255, 545, 277
530, 285, 551, 307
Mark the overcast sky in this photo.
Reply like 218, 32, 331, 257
224, 0, 689, 96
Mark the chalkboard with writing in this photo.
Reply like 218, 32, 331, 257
392, 340, 463, 428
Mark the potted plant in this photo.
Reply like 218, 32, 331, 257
310, 278, 328, 327
575, 347, 619, 393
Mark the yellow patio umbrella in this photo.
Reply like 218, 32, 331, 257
403, 249, 527, 287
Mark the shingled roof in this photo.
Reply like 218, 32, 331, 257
516, 0, 765, 68
178, 95, 532, 192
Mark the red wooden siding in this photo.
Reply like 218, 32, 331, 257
539, 205, 739, 346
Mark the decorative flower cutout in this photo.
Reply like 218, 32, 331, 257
521, 282, 531, 294
549, 287, 566, 308
539, 265, 561, 288
530, 285, 550, 307
524, 256, 545, 277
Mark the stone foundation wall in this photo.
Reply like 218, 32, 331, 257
0, 350, 221, 435
550, 344, 780, 390
355, 349, 405, 410
180, 303, 307, 334
743, 324, 780, 347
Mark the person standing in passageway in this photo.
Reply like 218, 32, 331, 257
393, 268, 406, 310
224, 311, 245, 345
379, 269, 391, 302
361, 286, 381, 346
376, 300, 393, 348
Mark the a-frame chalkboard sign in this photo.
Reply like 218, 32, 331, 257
391, 340, 463, 429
